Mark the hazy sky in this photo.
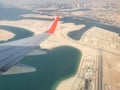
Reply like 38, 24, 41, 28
0, 0, 76, 3
0, 0, 79, 5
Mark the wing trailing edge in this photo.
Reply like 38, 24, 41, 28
47, 16, 59, 34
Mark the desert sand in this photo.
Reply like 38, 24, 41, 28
0, 14, 120, 90
0, 30, 15, 41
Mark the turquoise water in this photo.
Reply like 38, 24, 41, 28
0, 46, 81, 90
0, 26, 81, 90
0, 25, 34, 43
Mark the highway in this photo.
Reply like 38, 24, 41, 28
98, 48, 103, 90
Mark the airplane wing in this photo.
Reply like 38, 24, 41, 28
0, 16, 59, 74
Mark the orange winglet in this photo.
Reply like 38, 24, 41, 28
47, 16, 59, 34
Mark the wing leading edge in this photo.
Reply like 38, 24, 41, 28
0, 16, 59, 75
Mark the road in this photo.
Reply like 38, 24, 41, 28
98, 48, 103, 90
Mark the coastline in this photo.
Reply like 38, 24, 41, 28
52, 49, 82, 90
0, 14, 120, 90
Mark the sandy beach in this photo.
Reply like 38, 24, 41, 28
0, 14, 120, 90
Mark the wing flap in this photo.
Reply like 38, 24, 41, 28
1, 63, 36, 75
27, 49, 47, 56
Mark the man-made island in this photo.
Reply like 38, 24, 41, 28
0, 0, 120, 89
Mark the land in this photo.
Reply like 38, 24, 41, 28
0, 0, 120, 89
0, 30, 15, 41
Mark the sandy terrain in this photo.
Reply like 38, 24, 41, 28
0, 30, 15, 41
0, 14, 120, 90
